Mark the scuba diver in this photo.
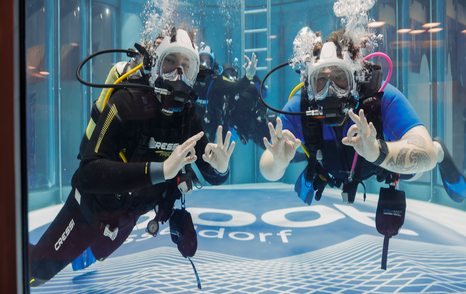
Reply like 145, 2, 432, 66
259, 28, 466, 269
221, 63, 273, 146
193, 43, 259, 141
29, 28, 236, 287
79, 34, 165, 156
192, 43, 222, 127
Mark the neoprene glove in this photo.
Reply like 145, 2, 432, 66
243, 53, 258, 80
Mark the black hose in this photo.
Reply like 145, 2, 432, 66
259, 62, 307, 116
76, 48, 154, 91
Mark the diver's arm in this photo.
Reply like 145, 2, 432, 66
77, 98, 154, 194
243, 53, 257, 80
377, 126, 437, 174
77, 159, 154, 194
342, 109, 437, 174
78, 104, 205, 193
259, 117, 301, 181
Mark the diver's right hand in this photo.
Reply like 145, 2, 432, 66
244, 53, 258, 80
163, 132, 204, 180
263, 117, 301, 166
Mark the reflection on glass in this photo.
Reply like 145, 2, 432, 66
59, 0, 84, 200
25, 0, 466, 293
26, 0, 52, 193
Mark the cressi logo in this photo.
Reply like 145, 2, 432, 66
148, 137, 179, 151
54, 218, 75, 251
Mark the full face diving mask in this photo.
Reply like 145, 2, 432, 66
151, 28, 200, 113
306, 42, 357, 126
153, 53, 198, 112
195, 44, 215, 83
256, 30, 393, 122
153, 70, 197, 113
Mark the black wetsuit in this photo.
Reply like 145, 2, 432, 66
225, 76, 272, 146
194, 74, 251, 141
29, 87, 228, 285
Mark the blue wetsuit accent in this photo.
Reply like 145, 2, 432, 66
72, 247, 96, 271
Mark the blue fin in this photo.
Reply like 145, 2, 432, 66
441, 175, 466, 203
72, 247, 96, 271
436, 138, 466, 203
294, 168, 314, 205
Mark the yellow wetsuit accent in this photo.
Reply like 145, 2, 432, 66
300, 143, 310, 159
118, 150, 128, 163
95, 104, 118, 153
85, 62, 143, 140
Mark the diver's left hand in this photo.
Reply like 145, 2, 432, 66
244, 53, 258, 80
203, 126, 236, 174
341, 109, 380, 162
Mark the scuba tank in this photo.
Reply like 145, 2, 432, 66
76, 44, 153, 159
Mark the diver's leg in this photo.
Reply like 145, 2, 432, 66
29, 189, 98, 287
72, 208, 139, 270
90, 211, 138, 261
